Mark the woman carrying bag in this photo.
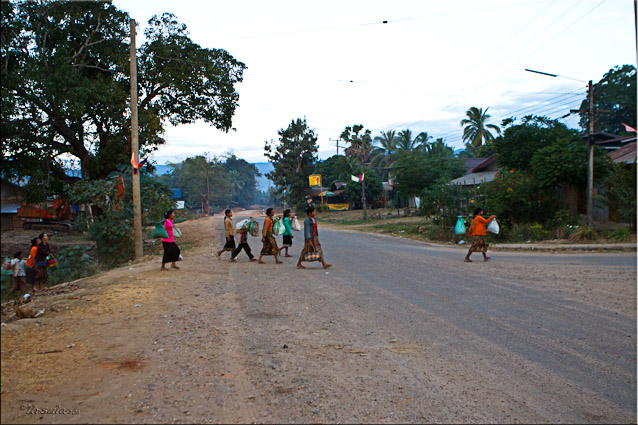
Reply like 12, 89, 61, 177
464, 207, 496, 263
161, 209, 181, 271
257, 208, 283, 264
297, 206, 332, 269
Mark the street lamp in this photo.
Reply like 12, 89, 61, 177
525, 69, 595, 226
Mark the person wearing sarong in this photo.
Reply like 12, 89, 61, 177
464, 207, 496, 262
34, 233, 52, 291
297, 206, 332, 269
217, 209, 235, 258
258, 208, 282, 264
25, 238, 40, 292
161, 209, 181, 270
278, 209, 294, 257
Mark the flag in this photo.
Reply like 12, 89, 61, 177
130, 152, 139, 173
351, 174, 365, 183
622, 123, 637, 133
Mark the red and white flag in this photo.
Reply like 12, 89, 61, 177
621, 123, 637, 133
130, 151, 139, 169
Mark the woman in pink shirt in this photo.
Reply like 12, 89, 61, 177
161, 209, 181, 271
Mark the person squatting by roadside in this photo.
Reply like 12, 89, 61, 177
217, 209, 235, 258
297, 206, 332, 269
464, 207, 496, 262
161, 209, 181, 271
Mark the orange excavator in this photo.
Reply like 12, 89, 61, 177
18, 197, 74, 231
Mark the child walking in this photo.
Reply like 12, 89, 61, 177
464, 207, 496, 262
230, 229, 256, 262
6, 251, 26, 298
278, 209, 294, 257
217, 209, 235, 258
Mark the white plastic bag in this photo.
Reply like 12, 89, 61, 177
487, 218, 499, 234
291, 217, 301, 231
235, 218, 250, 231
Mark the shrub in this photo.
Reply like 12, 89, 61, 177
568, 226, 599, 242
608, 227, 631, 242
48, 245, 94, 286
550, 209, 580, 228
528, 223, 550, 241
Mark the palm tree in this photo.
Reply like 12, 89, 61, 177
415, 131, 433, 152
227, 170, 244, 206
370, 130, 397, 179
425, 138, 455, 157
395, 129, 419, 152
460, 106, 501, 148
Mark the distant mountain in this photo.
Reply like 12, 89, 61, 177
153, 162, 274, 192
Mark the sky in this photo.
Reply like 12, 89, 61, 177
113, 0, 637, 165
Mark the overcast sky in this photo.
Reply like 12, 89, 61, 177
113, 0, 636, 164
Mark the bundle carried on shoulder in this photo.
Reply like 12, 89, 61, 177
152, 221, 169, 239
236, 217, 259, 236
272, 217, 285, 236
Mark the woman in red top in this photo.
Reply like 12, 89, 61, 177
25, 237, 40, 292
464, 207, 496, 262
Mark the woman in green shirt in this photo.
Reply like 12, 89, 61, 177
278, 209, 294, 257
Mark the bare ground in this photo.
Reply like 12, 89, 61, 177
1, 212, 635, 424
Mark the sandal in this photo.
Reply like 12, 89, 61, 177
484, 257, 491, 262
464, 258, 472, 262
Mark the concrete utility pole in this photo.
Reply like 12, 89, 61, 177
130, 19, 143, 259
586, 80, 594, 227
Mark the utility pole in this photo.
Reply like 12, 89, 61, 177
360, 152, 367, 221
586, 80, 594, 226
329, 138, 346, 156
130, 19, 143, 259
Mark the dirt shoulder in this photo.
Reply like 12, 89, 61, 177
1, 212, 635, 424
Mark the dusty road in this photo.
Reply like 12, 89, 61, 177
1, 213, 636, 424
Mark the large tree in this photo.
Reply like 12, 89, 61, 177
265, 118, 319, 209
577, 64, 637, 134
1, 1, 245, 192
223, 154, 260, 208
369, 130, 397, 179
460, 106, 501, 148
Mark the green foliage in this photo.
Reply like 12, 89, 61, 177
2, 3, 245, 200
344, 169, 384, 208
65, 172, 173, 265
494, 116, 577, 171
393, 150, 465, 201
223, 155, 260, 208
460, 106, 501, 148
89, 207, 135, 266
550, 209, 580, 228
527, 223, 550, 241
606, 162, 637, 229
607, 227, 631, 242
265, 118, 319, 207
48, 245, 94, 286
568, 226, 599, 242
168, 156, 229, 211
315, 155, 356, 187
578, 65, 637, 134
479, 169, 558, 225
530, 139, 609, 190
420, 184, 473, 229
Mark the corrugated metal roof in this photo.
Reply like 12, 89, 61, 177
608, 142, 637, 164
448, 171, 498, 186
